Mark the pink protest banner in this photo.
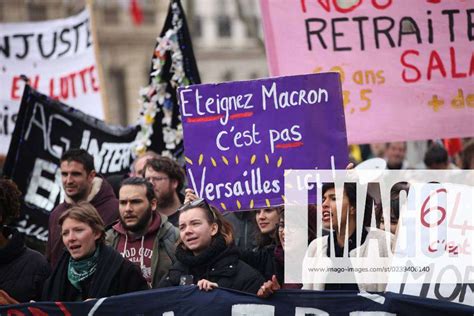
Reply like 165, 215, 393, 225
260, 0, 474, 144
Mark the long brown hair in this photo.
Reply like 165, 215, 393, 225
255, 206, 284, 248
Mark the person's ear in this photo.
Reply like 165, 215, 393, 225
93, 230, 101, 242
171, 179, 178, 191
349, 206, 356, 215
88, 170, 96, 182
150, 198, 158, 211
210, 223, 218, 236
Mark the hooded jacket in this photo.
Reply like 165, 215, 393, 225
105, 213, 178, 288
46, 177, 119, 268
0, 228, 51, 302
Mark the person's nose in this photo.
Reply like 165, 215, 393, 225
322, 198, 330, 209
124, 201, 133, 212
64, 231, 75, 243
183, 225, 194, 235
65, 174, 74, 183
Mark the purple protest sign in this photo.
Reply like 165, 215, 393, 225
178, 73, 348, 211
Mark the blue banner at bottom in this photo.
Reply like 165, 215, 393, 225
1, 286, 473, 316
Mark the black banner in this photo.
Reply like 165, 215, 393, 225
1, 287, 473, 316
2, 86, 138, 245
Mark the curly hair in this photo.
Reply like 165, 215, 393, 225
0, 179, 22, 226
143, 157, 186, 192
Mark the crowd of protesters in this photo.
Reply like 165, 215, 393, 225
0, 138, 472, 304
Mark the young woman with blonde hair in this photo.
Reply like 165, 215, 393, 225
42, 202, 148, 301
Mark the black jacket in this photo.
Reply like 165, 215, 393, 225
0, 228, 51, 302
159, 241, 264, 294
42, 244, 148, 301
241, 245, 283, 283
223, 211, 258, 251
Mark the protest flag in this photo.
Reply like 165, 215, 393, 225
130, 0, 144, 25
443, 138, 463, 157
2, 86, 138, 247
133, 0, 201, 162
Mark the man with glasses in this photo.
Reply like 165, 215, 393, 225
143, 157, 185, 227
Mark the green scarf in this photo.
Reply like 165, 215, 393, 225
67, 246, 100, 290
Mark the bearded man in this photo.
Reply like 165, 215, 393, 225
143, 157, 185, 227
106, 177, 178, 288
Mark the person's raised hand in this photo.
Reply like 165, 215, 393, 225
184, 188, 199, 204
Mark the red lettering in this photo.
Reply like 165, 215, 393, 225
69, 72, 77, 98
420, 188, 447, 228
371, 0, 392, 10
469, 52, 474, 76
450, 47, 467, 78
11, 75, 41, 99
28, 307, 49, 316
301, 0, 392, 13
400, 49, 421, 83
49, 78, 59, 100
89, 65, 99, 92
30, 75, 40, 90
428, 241, 438, 252
60, 77, 69, 99
10, 77, 22, 100
79, 68, 88, 93
427, 50, 447, 80
333, 0, 362, 13
300, 0, 308, 13
301, 0, 330, 13
46, 65, 100, 101
319, 0, 331, 12
55, 302, 71, 316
